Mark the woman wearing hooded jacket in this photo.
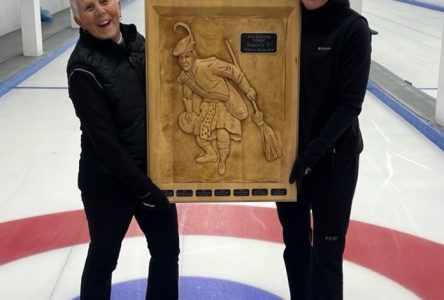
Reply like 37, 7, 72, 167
276, 0, 371, 299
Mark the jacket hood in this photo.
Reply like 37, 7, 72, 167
301, 0, 351, 29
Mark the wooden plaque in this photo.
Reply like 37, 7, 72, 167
146, 0, 300, 202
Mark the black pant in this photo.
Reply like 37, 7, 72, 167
276, 156, 359, 300
80, 195, 179, 300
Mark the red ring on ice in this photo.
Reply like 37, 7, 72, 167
0, 204, 443, 299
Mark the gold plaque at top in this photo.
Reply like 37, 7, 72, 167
146, 0, 301, 202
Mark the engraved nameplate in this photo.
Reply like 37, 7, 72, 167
240, 33, 277, 53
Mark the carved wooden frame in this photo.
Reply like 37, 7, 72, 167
146, 0, 300, 202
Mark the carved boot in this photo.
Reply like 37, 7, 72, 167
196, 143, 217, 163
218, 147, 229, 175
218, 162, 226, 175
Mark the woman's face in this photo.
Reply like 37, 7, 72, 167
74, 0, 121, 42
300, 0, 328, 10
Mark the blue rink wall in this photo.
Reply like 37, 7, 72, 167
395, 0, 444, 12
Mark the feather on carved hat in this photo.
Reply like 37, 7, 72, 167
173, 22, 195, 56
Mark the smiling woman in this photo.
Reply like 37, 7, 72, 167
72, 0, 122, 42
65, 0, 180, 298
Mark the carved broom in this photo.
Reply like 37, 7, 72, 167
225, 40, 282, 161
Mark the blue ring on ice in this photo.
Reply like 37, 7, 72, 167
72, 276, 283, 300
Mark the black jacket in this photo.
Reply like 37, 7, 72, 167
298, 0, 372, 167
67, 23, 155, 197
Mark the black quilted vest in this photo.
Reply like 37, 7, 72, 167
67, 24, 147, 196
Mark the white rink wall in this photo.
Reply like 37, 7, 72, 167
0, 0, 69, 36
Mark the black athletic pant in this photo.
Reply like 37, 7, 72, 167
276, 156, 359, 300
80, 195, 179, 300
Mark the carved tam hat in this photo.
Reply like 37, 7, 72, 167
173, 22, 195, 56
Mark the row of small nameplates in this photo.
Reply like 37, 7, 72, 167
163, 188, 287, 197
